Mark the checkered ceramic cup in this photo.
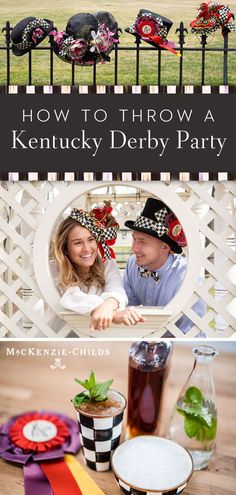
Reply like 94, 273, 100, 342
112, 436, 193, 495
75, 390, 126, 472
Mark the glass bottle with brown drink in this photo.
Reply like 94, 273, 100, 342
126, 341, 173, 439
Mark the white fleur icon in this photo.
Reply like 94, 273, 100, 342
50, 358, 66, 370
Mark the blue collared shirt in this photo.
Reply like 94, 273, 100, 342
124, 254, 205, 334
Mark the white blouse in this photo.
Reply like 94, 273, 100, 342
57, 259, 128, 316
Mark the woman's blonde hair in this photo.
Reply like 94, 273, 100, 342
53, 217, 105, 289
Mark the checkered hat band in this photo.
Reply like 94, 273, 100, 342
154, 206, 168, 223
22, 19, 51, 42
134, 214, 168, 237
191, 25, 219, 34
14, 41, 34, 50
137, 12, 164, 27
69, 208, 118, 260
159, 26, 168, 39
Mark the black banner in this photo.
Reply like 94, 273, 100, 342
0, 93, 234, 172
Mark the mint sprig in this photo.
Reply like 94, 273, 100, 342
177, 386, 217, 442
72, 370, 113, 407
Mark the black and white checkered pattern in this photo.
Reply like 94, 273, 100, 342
191, 2, 235, 34
13, 18, 52, 50
69, 208, 118, 261
0, 170, 232, 181
154, 207, 168, 224
219, 5, 235, 31
76, 409, 124, 471
114, 475, 187, 495
57, 36, 89, 64
138, 266, 160, 282
22, 19, 51, 41
134, 215, 168, 237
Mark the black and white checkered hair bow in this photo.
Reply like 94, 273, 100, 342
134, 207, 168, 237
69, 208, 118, 261
138, 266, 160, 282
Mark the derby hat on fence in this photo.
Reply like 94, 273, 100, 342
124, 198, 187, 254
125, 9, 180, 56
93, 11, 119, 36
190, 2, 235, 36
66, 12, 98, 39
52, 11, 119, 66
11, 16, 54, 56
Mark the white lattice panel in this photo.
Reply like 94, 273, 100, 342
0, 181, 235, 338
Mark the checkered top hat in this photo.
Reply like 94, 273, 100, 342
52, 11, 119, 66
126, 9, 172, 38
11, 16, 54, 56
125, 198, 187, 254
190, 2, 235, 36
125, 9, 180, 56
69, 201, 119, 261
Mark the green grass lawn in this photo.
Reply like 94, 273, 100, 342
0, 0, 235, 85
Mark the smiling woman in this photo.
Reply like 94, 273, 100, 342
52, 201, 145, 330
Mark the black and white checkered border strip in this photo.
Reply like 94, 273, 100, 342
114, 475, 187, 495
1, 85, 236, 94
0, 171, 234, 181
76, 410, 124, 471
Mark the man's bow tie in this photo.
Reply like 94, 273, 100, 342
138, 266, 160, 282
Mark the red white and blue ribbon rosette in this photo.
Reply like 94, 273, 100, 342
0, 411, 82, 495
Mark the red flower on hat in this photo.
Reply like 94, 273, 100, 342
136, 19, 157, 37
191, 2, 235, 36
9, 412, 69, 453
165, 213, 187, 247
92, 203, 113, 223
69, 39, 88, 61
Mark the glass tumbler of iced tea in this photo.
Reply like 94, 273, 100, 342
126, 341, 173, 439
74, 390, 126, 472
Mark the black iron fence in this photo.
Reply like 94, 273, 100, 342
1, 21, 236, 86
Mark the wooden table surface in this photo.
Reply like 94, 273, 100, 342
0, 341, 235, 495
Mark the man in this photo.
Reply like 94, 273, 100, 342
122, 197, 205, 334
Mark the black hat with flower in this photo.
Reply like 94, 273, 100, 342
125, 9, 180, 56
52, 11, 119, 66
190, 2, 235, 36
125, 197, 187, 254
11, 16, 55, 56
